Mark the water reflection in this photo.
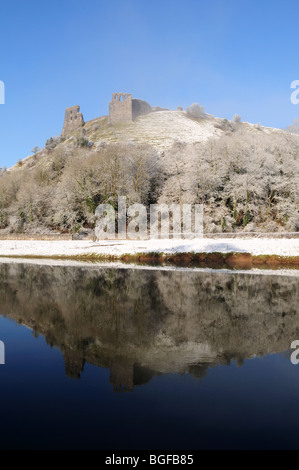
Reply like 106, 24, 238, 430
0, 263, 298, 391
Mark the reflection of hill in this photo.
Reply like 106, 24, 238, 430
0, 263, 298, 390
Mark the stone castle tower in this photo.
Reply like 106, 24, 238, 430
61, 94, 152, 135
109, 93, 152, 125
109, 93, 133, 125
62, 105, 84, 136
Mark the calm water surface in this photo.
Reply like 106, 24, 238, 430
0, 262, 298, 449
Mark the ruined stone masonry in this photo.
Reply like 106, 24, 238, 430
109, 92, 152, 125
109, 93, 133, 125
61, 93, 152, 135
62, 105, 84, 136
132, 97, 152, 120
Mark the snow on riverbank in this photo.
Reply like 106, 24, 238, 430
0, 237, 298, 258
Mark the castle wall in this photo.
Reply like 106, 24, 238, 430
61, 95, 152, 131
62, 105, 84, 136
132, 99, 152, 120
109, 93, 152, 125
109, 93, 133, 125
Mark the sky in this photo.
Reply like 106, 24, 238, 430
0, 0, 299, 167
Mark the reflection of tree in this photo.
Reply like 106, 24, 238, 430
63, 348, 86, 380
0, 263, 298, 391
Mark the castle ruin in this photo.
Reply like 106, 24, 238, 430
62, 105, 84, 136
109, 92, 152, 125
61, 93, 153, 135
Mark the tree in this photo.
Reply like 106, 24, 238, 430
186, 103, 206, 119
31, 146, 40, 155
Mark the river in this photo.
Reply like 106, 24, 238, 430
0, 262, 298, 449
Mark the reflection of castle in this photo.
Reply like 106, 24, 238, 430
62, 347, 218, 391
62, 348, 157, 392
110, 361, 134, 392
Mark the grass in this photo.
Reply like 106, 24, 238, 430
0, 251, 298, 269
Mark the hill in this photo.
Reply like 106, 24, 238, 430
0, 109, 298, 235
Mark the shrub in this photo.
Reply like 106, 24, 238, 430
45, 136, 61, 151
31, 146, 41, 155
76, 135, 89, 147
186, 103, 206, 119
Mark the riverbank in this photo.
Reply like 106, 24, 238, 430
0, 238, 298, 268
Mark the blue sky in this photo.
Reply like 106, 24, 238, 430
0, 0, 298, 167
